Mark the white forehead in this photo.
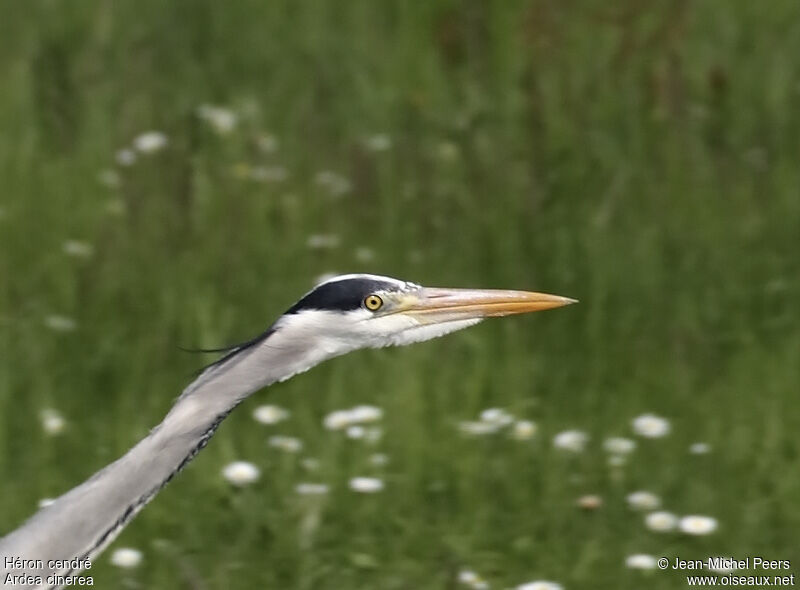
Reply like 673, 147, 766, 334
315, 273, 419, 291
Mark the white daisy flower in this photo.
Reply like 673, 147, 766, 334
44, 315, 77, 333
268, 435, 303, 453
645, 510, 678, 532
350, 405, 383, 423
252, 404, 289, 425
510, 420, 537, 440
607, 455, 627, 467
323, 409, 353, 430
480, 408, 514, 426
370, 453, 389, 466
196, 105, 238, 134
364, 134, 392, 152
553, 429, 588, 452
346, 425, 365, 439
632, 413, 670, 438
349, 477, 384, 493
301, 457, 320, 471
576, 494, 603, 510
110, 547, 143, 568
626, 490, 661, 511
62, 240, 94, 258
115, 148, 137, 166
257, 134, 279, 153
689, 442, 711, 454
222, 461, 260, 486
40, 408, 66, 435
625, 554, 658, 570
458, 569, 489, 588
133, 131, 168, 154
603, 437, 636, 454
314, 171, 351, 197
306, 234, 341, 249
323, 405, 383, 433
295, 483, 329, 496
679, 515, 718, 535
516, 580, 563, 590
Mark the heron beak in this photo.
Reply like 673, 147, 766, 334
400, 287, 577, 323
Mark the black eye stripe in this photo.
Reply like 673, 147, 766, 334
286, 279, 397, 314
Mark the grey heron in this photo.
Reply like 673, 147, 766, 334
0, 274, 574, 588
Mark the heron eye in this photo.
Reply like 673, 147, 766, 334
364, 294, 383, 311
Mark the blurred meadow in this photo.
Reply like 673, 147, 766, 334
1, 1, 799, 588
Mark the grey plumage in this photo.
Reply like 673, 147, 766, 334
0, 275, 574, 589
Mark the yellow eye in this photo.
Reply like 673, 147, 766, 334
364, 294, 383, 311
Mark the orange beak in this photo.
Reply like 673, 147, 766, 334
401, 287, 576, 323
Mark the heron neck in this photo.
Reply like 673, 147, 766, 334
0, 334, 318, 585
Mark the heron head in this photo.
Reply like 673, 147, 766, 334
275, 273, 576, 351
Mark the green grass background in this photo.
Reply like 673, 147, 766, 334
1, 1, 799, 588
